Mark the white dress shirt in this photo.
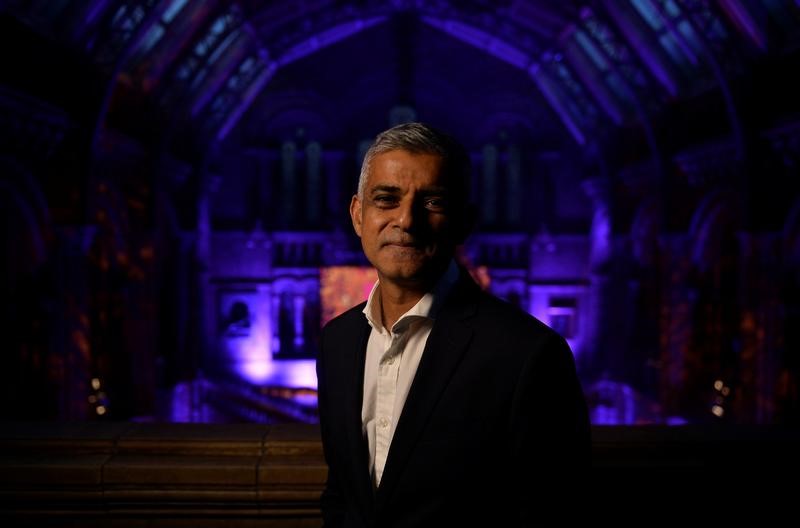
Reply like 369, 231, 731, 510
361, 260, 460, 487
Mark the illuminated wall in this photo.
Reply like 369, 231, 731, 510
2, 1, 800, 425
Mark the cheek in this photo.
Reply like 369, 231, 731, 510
430, 217, 453, 236
367, 212, 391, 230
362, 217, 387, 241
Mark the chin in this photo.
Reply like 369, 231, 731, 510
383, 264, 441, 284
382, 267, 425, 282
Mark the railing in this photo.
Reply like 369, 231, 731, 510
0, 422, 325, 526
2, 423, 799, 524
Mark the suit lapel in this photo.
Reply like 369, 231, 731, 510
342, 316, 375, 518
374, 274, 480, 506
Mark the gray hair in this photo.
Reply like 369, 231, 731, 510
357, 122, 471, 202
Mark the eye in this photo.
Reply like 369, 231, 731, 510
373, 195, 398, 208
424, 197, 448, 212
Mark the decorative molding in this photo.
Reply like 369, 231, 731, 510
467, 233, 530, 268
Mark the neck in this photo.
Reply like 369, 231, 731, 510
377, 280, 430, 330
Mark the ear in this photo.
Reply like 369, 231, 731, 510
350, 194, 363, 237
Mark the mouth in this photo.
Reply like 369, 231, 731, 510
381, 242, 436, 259
382, 239, 423, 248
385, 242, 419, 248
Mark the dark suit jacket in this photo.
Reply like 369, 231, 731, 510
316, 271, 590, 527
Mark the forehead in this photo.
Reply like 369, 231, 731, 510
365, 150, 448, 190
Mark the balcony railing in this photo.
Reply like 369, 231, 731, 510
1, 423, 799, 524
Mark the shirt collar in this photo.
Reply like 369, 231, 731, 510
362, 260, 460, 334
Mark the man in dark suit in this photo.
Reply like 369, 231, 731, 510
316, 123, 590, 527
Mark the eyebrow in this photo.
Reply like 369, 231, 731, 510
368, 185, 449, 195
369, 185, 402, 195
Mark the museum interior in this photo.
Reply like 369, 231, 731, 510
1, 0, 799, 522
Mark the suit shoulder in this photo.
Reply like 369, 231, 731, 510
476, 290, 563, 344
322, 301, 368, 334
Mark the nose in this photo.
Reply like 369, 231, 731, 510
393, 198, 419, 232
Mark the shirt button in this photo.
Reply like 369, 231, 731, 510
378, 417, 389, 428
386, 357, 395, 365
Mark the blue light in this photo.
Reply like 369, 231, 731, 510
211, 16, 227, 35
664, 0, 681, 18
162, 0, 189, 24
631, 0, 664, 31
659, 34, 685, 66
206, 30, 239, 70
136, 24, 165, 57
677, 20, 703, 59
575, 30, 609, 71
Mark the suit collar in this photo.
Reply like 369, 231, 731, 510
361, 259, 461, 333
374, 270, 481, 506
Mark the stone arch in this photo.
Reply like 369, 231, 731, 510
0, 156, 50, 265
0, 181, 46, 266
257, 99, 334, 144
689, 188, 741, 273
0, 157, 56, 419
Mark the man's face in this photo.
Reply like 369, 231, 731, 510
350, 150, 464, 290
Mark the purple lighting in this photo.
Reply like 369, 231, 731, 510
222, 296, 273, 383
718, 0, 766, 51
224, 315, 318, 389
277, 17, 389, 66
601, 0, 679, 96
422, 17, 532, 69
217, 278, 318, 389
529, 63, 587, 145
528, 283, 588, 362
82, 0, 112, 35
216, 61, 277, 140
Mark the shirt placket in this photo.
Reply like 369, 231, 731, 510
373, 329, 404, 484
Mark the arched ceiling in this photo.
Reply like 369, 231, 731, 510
236, 14, 572, 149
4, 0, 800, 158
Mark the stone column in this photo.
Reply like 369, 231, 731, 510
482, 144, 498, 225
324, 151, 346, 229
193, 165, 219, 386
506, 145, 521, 225
281, 141, 296, 227
581, 177, 618, 379
658, 235, 694, 419
271, 293, 281, 356
55, 226, 97, 420
256, 282, 274, 366
306, 142, 322, 226
293, 293, 306, 351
